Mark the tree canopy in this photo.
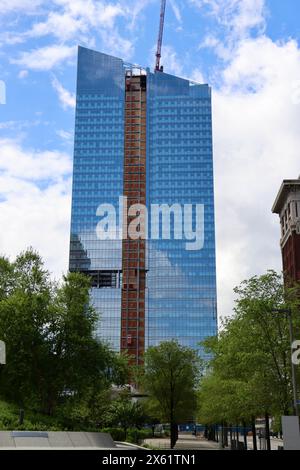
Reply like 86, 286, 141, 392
142, 340, 201, 448
0, 249, 129, 418
198, 270, 300, 427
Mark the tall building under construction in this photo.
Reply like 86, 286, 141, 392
69, 45, 217, 364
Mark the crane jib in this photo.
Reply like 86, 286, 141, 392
155, 0, 167, 72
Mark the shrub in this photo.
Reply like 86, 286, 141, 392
100, 427, 126, 441
127, 428, 152, 444
100, 427, 152, 444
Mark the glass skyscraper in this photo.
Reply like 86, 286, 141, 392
69, 46, 217, 364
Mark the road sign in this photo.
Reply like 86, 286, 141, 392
0, 340, 6, 364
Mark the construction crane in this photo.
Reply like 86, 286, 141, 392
155, 0, 167, 72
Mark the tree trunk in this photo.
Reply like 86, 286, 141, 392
170, 383, 177, 449
243, 420, 248, 450
265, 412, 271, 451
221, 422, 224, 448
225, 422, 229, 447
223, 422, 227, 447
170, 422, 178, 449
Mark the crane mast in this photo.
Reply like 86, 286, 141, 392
155, 0, 167, 72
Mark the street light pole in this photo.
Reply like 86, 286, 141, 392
287, 311, 299, 417
0, 341, 6, 403
0, 340, 5, 365
273, 309, 299, 417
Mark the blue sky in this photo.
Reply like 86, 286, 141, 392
0, 0, 300, 319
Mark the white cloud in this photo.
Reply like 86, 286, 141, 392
56, 129, 73, 141
191, 0, 265, 34
52, 76, 75, 110
0, 120, 40, 131
11, 44, 77, 71
191, 68, 205, 83
192, 0, 267, 59
0, 138, 72, 277
24, 2, 126, 42
7, 1, 135, 67
0, 121, 22, 130
169, 0, 182, 24
52, 0, 125, 27
230, 0, 266, 36
100, 29, 134, 60
27, 11, 87, 42
0, 138, 72, 181
0, 0, 42, 15
212, 36, 300, 318
198, 34, 228, 60
158, 44, 183, 76
18, 70, 28, 79
126, 0, 153, 30
0, 32, 26, 46
0, 176, 71, 278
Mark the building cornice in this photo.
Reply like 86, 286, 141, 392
272, 179, 300, 214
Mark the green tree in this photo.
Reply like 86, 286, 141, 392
45, 271, 124, 414
103, 390, 147, 438
0, 249, 54, 409
0, 249, 129, 419
198, 271, 300, 434
143, 340, 201, 448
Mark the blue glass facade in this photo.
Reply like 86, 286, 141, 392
70, 47, 125, 349
146, 73, 217, 351
69, 46, 217, 354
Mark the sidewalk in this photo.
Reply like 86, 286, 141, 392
143, 434, 284, 451
143, 434, 221, 450
247, 436, 283, 451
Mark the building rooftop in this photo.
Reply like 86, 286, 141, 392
272, 178, 300, 214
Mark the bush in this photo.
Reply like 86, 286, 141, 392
100, 427, 152, 444
0, 399, 152, 444
0, 399, 63, 431
100, 427, 126, 441
127, 428, 152, 444
14, 421, 61, 431
0, 400, 20, 429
